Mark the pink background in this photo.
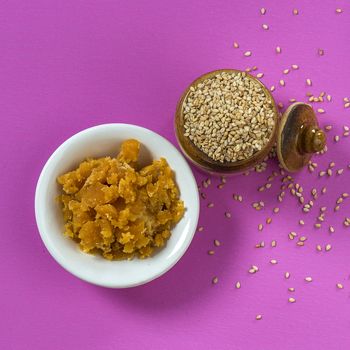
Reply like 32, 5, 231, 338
1, 1, 350, 349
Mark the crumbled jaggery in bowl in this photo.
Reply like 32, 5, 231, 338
57, 139, 185, 260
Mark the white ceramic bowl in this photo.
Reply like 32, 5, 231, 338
35, 124, 199, 288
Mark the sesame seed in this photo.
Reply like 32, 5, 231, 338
207, 202, 214, 208
214, 239, 221, 247
262, 24, 269, 30
233, 41, 239, 48
299, 236, 307, 242
266, 217, 272, 224
329, 226, 335, 233
305, 277, 313, 282
276, 46, 281, 54
324, 125, 332, 131
327, 94, 332, 101
270, 85, 275, 91
270, 259, 278, 265
244, 51, 252, 57
345, 103, 350, 108
336, 8, 343, 14
280, 79, 286, 86
256, 314, 262, 320
316, 244, 322, 251
317, 108, 325, 114
256, 72, 264, 78
212, 276, 218, 284
285, 272, 290, 279
235, 281, 241, 289
306, 79, 312, 86
198, 226, 204, 232
288, 297, 296, 303
288, 287, 295, 292
318, 48, 324, 56
208, 250, 215, 255
325, 244, 332, 252
336, 283, 344, 289
225, 212, 231, 219
297, 241, 305, 247
260, 7, 266, 15
291, 64, 299, 70
271, 240, 277, 247
337, 169, 344, 175
293, 9, 299, 15
314, 223, 321, 229
283, 69, 290, 74
299, 219, 305, 225
258, 224, 264, 231
342, 193, 349, 198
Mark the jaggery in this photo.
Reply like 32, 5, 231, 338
57, 139, 184, 260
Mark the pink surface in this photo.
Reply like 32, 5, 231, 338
1, 1, 350, 349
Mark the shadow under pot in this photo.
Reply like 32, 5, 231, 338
175, 69, 326, 174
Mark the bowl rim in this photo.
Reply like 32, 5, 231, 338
175, 69, 279, 173
34, 123, 200, 288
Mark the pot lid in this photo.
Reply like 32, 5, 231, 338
277, 102, 326, 172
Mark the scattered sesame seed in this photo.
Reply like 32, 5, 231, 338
345, 102, 350, 108
317, 108, 325, 114
207, 202, 214, 208
256, 72, 264, 78
214, 239, 221, 247
329, 226, 335, 233
262, 24, 269, 30
256, 314, 262, 320
270, 259, 278, 265
327, 94, 332, 101
316, 244, 322, 252
314, 223, 321, 229
276, 46, 281, 54
318, 48, 324, 56
273, 207, 280, 214
198, 226, 204, 232
285, 272, 290, 279
325, 244, 332, 252
337, 169, 344, 175
299, 236, 307, 242
266, 217, 272, 224
233, 41, 239, 48
305, 277, 313, 282
299, 219, 305, 225
324, 125, 332, 131
271, 240, 277, 247
270, 85, 275, 92
244, 51, 252, 57
288, 287, 295, 292
293, 9, 299, 15
288, 297, 296, 303
283, 68, 290, 74
208, 250, 215, 255
225, 212, 231, 219
258, 224, 264, 231
212, 276, 218, 284
336, 283, 344, 289
260, 8, 266, 15
306, 79, 312, 86
336, 8, 343, 14
235, 281, 241, 289
280, 79, 286, 86
291, 64, 299, 70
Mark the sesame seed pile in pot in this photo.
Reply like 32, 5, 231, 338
183, 71, 276, 163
